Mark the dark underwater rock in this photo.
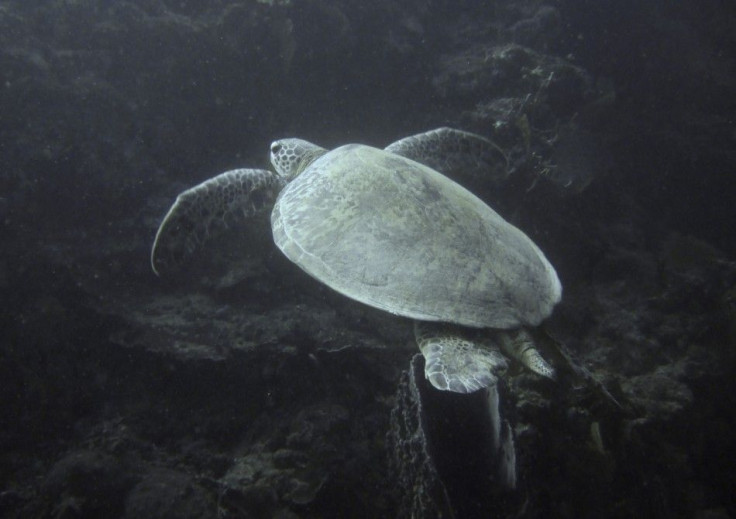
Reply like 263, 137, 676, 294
389, 354, 520, 518
42, 450, 137, 519
123, 469, 216, 519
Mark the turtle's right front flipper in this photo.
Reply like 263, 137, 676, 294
151, 168, 285, 276
385, 127, 509, 186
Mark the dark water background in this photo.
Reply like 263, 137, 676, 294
1, 1, 735, 517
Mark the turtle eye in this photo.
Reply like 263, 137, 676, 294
271, 143, 282, 155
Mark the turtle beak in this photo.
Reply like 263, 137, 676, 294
269, 142, 281, 169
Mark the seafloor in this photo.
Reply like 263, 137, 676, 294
1, 1, 735, 518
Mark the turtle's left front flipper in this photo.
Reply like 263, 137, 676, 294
385, 127, 509, 185
151, 168, 285, 276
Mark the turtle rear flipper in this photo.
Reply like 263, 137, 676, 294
414, 321, 509, 393
151, 168, 285, 276
385, 127, 509, 185
496, 329, 556, 380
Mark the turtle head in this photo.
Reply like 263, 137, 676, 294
270, 138, 328, 181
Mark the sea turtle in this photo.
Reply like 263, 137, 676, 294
151, 127, 562, 393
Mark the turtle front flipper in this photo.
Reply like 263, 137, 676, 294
151, 168, 285, 276
414, 321, 508, 394
384, 127, 509, 185
496, 329, 556, 380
